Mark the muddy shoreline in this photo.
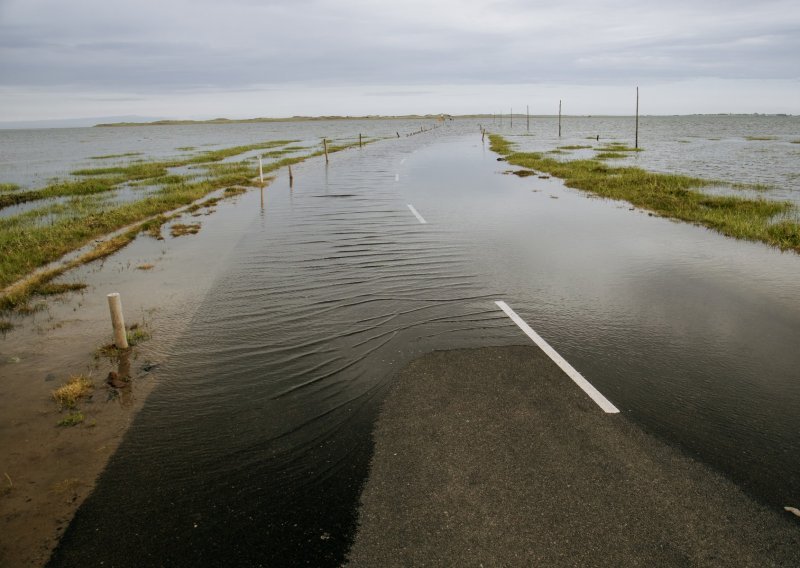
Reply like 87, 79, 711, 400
0, 185, 267, 567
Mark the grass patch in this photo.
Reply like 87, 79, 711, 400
745, 136, 777, 141
599, 143, 642, 152
127, 323, 151, 345
0, 320, 13, 333
52, 374, 93, 409
558, 145, 592, 150
170, 223, 200, 237
489, 134, 799, 253
791, 140, 800, 145
137, 263, 154, 270
595, 152, 628, 160
0, 183, 21, 192
89, 152, 143, 160
223, 186, 248, 197
57, 412, 85, 427
33, 282, 87, 296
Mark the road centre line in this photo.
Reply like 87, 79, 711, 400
407, 204, 427, 224
495, 301, 620, 414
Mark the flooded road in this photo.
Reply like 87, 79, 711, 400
50, 131, 800, 566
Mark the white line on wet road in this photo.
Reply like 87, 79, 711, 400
407, 204, 427, 224
495, 301, 620, 414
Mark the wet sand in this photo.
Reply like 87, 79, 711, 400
0, 188, 261, 567
347, 346, 800, 567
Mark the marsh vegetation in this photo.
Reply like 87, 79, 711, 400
0, 136, 369, 313
489, 134, 800, 252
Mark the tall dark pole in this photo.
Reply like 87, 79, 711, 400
558, 100, 562, 137
635, 87, 640, 149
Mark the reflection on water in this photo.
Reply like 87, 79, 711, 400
51, 130, 800, 566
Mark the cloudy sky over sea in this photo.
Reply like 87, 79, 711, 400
1, 0, 798, 122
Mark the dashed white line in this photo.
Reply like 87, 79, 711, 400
495, 301, 620, 414
407, 204, 427, 224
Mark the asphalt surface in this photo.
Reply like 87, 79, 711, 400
345, 345, 800, 567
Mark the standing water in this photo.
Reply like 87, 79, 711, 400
1, 118, 797, 566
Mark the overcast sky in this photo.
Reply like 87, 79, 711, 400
1, 0, 798, 121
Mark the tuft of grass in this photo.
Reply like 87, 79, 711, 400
170, 223, 200, 237
126, 323, 151, 346
33, 282, 87, 297
52, 374, 94, 409
223, 186, 247, 197
88, 152, 143, 160
791, 140, 800, 145
595, 152, 628, 160
57, 412, 85, 427
0, 320, 13, 333
599, 143, 642, 153
558, 145, 593, 150
0, 183, 21, 192
489, 134, 800, 253
745, 136, 776, 141
137, 263, 154, 270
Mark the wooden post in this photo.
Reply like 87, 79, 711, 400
107, 293, 128, 349
558, 100, 562, 137
526, 105, 530, 132
635, 86, 640, 149
359, 133, 362, 148
258, 155, 264, 184
323, 138, 329, 163
510, 108, 513, 129
288, 164, 294, 187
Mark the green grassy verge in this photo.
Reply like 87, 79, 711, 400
489, 134, 799, 253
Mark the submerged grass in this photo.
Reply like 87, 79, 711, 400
89, 152, 143, 160
489, 134, 799, 253
33, 282, 88, 296
0, 136, 367, 304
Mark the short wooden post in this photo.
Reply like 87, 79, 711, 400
323, 138, 329, 163
359, 133, 362, 148
510, 108, 513, 129
258, 155, 264, 184
107, 293, 128, 349
526, 105, 530, 132
635, 86, 640, 149
558, 100, 562, 137
288, 164, 294, 187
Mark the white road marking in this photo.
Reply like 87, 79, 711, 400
407, 204, 427, 224
495, 301, 620, 414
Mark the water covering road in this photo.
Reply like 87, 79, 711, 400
50, 128, 800, 566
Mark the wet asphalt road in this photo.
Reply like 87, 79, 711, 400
347, 345, 800, 567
